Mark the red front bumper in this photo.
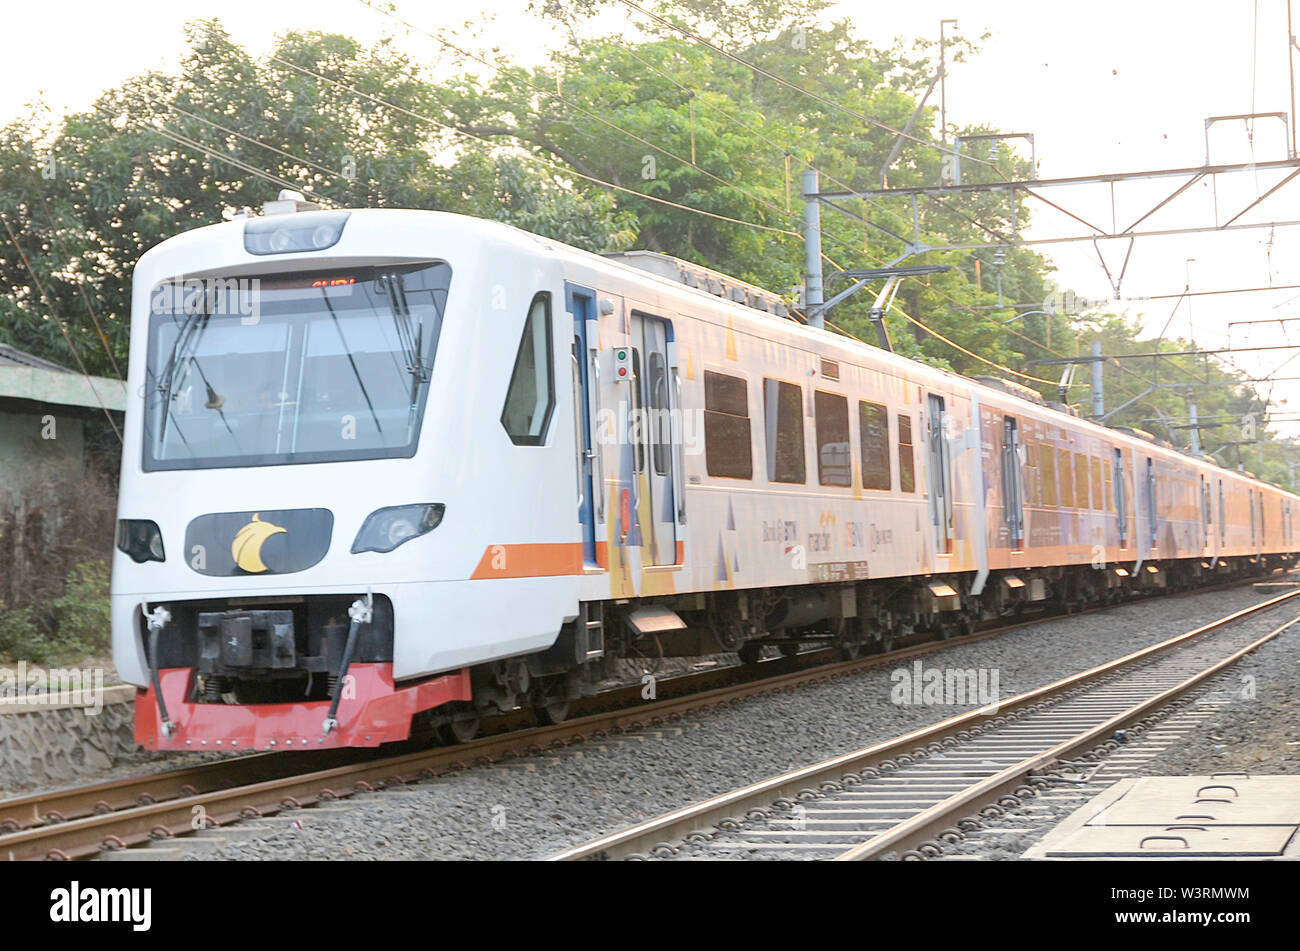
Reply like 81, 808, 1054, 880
135, 664, 472, 751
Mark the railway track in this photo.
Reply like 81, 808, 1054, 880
0, 573, 1289, 861
0, 609, 1042, 860
549, 587, 1300, 861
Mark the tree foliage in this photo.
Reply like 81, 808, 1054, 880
0, 3, 1293, 482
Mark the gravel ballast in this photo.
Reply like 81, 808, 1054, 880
932, 600, 1300, 860
171, 583, 1299, 861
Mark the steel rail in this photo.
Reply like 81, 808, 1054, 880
0, 617, 1018, 860
836, 611, 1300, 860
548, 587, 1300, 861
0, 576, 1115, 840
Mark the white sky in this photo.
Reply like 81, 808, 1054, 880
5, 0, 1300, 436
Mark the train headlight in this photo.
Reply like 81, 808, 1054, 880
351, 504, 445, 554
243, 210, 351, 255
116, 519, 166, 563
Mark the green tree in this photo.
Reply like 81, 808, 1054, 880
0, 2, 1287, 488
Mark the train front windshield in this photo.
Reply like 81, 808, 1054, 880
143, 262, 450, 471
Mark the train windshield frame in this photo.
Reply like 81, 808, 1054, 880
141, 261, 451, 471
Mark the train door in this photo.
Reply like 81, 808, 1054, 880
1001, 416, 1024, 550
634, 312, 679, 566
1218, 479, 1226, 550
1258, 492, 1266, 554
1144, 458, 1157, 550
1113, 448, 1128, 549
566, 284, 598, 566
927, 394, 954, 554
1249, 489, 1256, 549
1199, 475, 1210, 549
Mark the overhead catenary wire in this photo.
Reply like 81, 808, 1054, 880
358, 6, 1276, 426
143, 121, 339, 207
137, 50, 1242, 428
309, 16, 1045, 388
158, 99, 348, 181
27, 185, 123, 381
359, 0, 805, 233
268, 54, 800, 237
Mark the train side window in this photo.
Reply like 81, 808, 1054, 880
1025, 435, 1040, 505
500, 292, 556, 446
1073, 451, 1090, 509
1058, 447, 1073, 508
647, 351, 670, 476
762, 378, 805, 484
703, 370, 753, 479
628, 349, 646, 473
897, 414, 916, 493
813, 390, 852, 487
1040, 443, 1058, 506
858, 401, 891, 490
1103, 451, 1113, 512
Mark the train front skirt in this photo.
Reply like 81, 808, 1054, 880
134, 664, 472, 750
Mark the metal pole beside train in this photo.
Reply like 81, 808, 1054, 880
803, 169, 825, 329
1090, 340, 1104, 418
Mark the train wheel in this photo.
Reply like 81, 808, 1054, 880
738, 642, 764, 664
627, 633, 664, 676
535, 701, 571, 725
438, 704, 481, 744
834, 618, 865, 661
779, 642, 801, 657
444, 717, 480, 744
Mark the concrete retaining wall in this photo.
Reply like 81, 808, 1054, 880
0, 685, 138, 788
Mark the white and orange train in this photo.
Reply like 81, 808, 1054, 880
111, 197, 1300, 749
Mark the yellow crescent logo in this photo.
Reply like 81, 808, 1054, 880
232, 513, 287, 573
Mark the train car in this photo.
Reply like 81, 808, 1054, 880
111, 196, 1300, 750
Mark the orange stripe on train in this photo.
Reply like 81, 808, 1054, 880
470, 543, 584, 579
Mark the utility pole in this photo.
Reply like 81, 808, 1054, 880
803, 169, 824, 329
1090, 341, 1105, 418
1186, 391, 1201, 453
1290, 0, 1298, 157
939, 18, 958, 144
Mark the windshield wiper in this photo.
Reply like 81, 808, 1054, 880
155, 305, 206, 449
379, 273, 430, 390
155, 303, 238, 451
320, 289, 383, 437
